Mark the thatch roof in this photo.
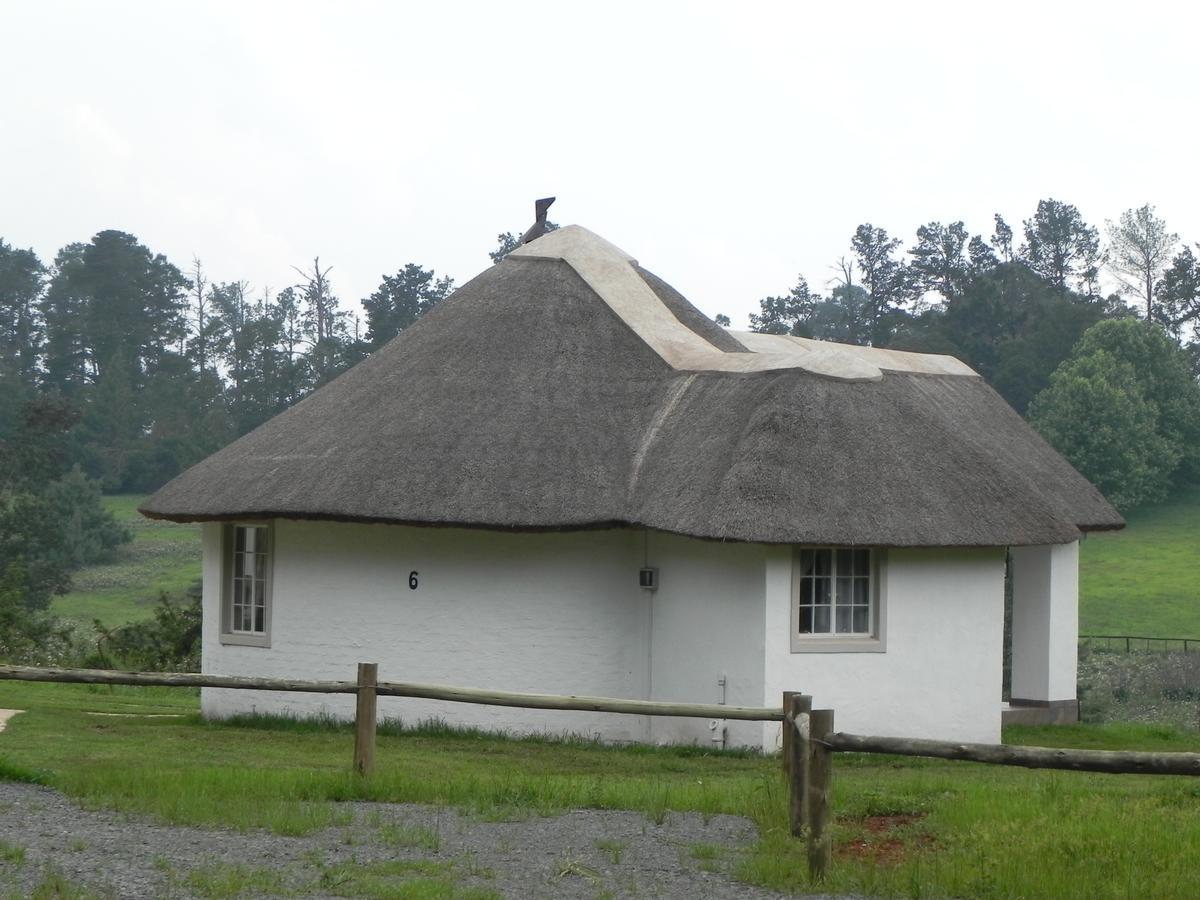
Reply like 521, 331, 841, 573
142, 226, 1122, 546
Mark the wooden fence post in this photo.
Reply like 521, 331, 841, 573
806, 708, 834, 881
353, 662, 378, 776
781, 691, 796, 775
787, 694, 812, 836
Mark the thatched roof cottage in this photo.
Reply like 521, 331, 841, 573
142, 222, 1121, 746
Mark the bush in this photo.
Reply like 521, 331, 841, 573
92, 589, 201, 671
0, 563, 89, 665
0, 467, 131, 612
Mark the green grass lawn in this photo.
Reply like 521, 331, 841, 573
1080, 486, 1200, 637
2, 682, 1200, 899
51, 495, 201, 628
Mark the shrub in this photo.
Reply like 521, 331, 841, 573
92, 589, 201, 672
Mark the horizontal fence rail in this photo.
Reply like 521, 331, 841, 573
374, 679, 783, 721
0, 665, 360, 694
1080, 633, 1200, 653
0, 665, 784, 721
823, 732, 1200, 776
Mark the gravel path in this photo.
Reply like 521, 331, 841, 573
0, 783, 858, 899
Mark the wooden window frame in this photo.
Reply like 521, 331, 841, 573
219, 521, 273, 648
790, 547, 886, 653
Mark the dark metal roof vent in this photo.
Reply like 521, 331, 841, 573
519, 197, 556, 245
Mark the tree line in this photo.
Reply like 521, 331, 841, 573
2, 202, 1198, 655
1, 233, 469, 494
0, 225, 531, 654
743, 199, 1200, 512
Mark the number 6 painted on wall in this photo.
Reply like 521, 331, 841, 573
408, 571, 418, 590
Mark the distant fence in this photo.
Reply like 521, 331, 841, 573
1080, 634, 1200, 653
6, 665, 1200, 884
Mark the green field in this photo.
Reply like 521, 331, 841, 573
50, 495, 201, 628
1079, 486, 1200, 637
2, 683, 1200, 898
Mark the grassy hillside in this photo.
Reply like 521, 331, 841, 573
1080, 486, 1200, 637
51, 495, 201, 628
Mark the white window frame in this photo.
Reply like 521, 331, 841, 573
790, 546, 886, 653
219, 521, 273, 648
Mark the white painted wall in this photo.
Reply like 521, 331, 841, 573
202, 521, 651, 741
201, 520, 1011, 749
643, 531, 766, 748
761, 546, 1007, 748
1010, 542, 1079, 704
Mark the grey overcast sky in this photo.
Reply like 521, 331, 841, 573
3, 0, 1197, 328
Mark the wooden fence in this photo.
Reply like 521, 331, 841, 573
783, 694, 1200, 881
6, 664, 1200, 883
0, 663, 784, 777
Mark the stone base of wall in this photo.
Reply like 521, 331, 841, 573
1001, 698, 1079, 726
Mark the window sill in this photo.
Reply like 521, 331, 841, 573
790, 636, 885, 654
219, 632, 271, 648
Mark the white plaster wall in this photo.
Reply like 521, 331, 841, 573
201, 521, 652, 741
1010, 541, 1079, 703
201, 521, 1010, 749
761, 546, 1007, 748
643, 532, 766, 747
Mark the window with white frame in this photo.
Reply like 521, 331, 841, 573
222, 523, 272, 645
792, 547, 882, 651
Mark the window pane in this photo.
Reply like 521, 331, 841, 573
235, 527, 246, 553
835, 606, 851, 633
836, 576, 852, 605
255, 553, 266, 580
234, 550, 246, 578
800, 578, 813, 605
853, 549, 870, 575
853, 606, 869, 633
799, 549, 814, 577
799, 606, 813, 634
254, 606, 264, 632
813, 550, 831, 577
813, 607, 830, 633
854, 579, 869, 605
813, 579, 831, 606
243, 527, 257, 554
836, 548, 852, 574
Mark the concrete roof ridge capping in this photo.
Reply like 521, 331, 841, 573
511, 225, 976, 381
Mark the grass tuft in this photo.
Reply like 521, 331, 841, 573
0, 756, 49, 785
593, 837, 626, 865
0, 840, 26, 867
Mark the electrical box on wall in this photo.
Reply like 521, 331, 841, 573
639, 567, 658, 591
